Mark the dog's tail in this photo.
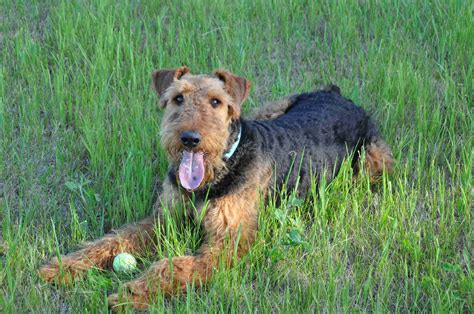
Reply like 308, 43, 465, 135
362, 120, 394, 181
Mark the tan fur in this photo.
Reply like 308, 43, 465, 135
364, 139, 394, 181
38, 216, 157, 284
159, 74, 240, 189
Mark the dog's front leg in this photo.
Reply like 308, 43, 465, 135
38, 215, 158, 284
39, 180, 181, 284
107, 184, 263, 311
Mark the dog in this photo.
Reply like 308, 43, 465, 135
39, 66, 393, 310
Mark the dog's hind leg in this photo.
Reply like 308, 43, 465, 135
363, 121, 394, 181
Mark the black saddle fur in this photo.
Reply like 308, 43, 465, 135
170, 88, 379, 200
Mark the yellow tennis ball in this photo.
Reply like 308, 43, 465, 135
113, 253, 137, 273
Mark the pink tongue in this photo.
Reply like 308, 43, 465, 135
178, 151, 205, 191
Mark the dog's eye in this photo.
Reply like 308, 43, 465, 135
210, 98, 221, 108
174, 95, 184, 105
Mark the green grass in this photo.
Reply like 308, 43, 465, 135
1, 0, 472, 312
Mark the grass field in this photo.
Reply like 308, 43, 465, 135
1, 0, 472, 312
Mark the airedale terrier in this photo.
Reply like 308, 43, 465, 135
39, 67, 393, 310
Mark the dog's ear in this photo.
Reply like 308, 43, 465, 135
214, 69, 251, 118
152, 66, 190, 107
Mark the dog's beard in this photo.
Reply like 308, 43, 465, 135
161, 132, 228, 191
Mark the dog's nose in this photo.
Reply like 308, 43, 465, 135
180, 131, 201, 148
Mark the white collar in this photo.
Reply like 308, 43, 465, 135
223, 126, 241, 159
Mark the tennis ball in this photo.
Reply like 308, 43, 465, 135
113, 253, 137, 273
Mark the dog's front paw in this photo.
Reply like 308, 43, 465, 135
38, 256, 79, 284
108, 279, 151, 312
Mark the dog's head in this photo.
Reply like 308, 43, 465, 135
152, 66, 251, 192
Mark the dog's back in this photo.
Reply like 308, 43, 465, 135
248, 89, 391, 192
